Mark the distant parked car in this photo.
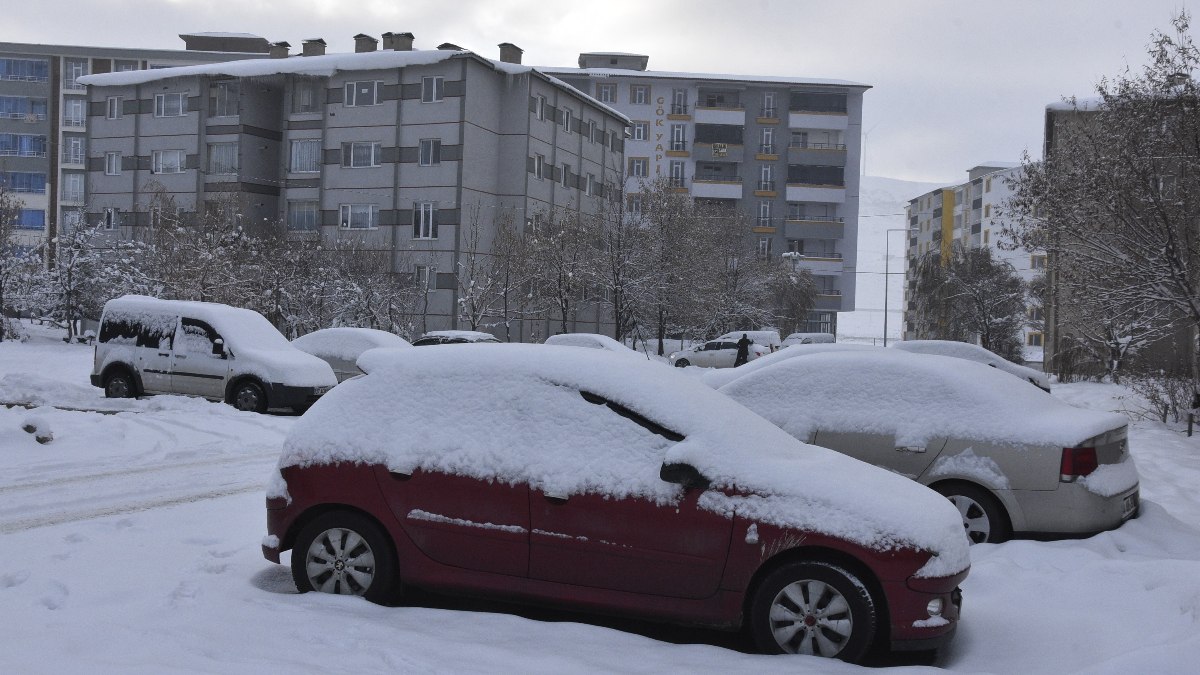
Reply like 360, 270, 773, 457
782, 332, 836, 347
716, 329, 782, 352
544, 333, 650, 359
717, 349, 1139, 544
264, 345, 969, 663
892, 340, 1051, 392
411, 330, 501, 346
669, 338, 769, 368
291, 327, 412, 383
91, 295, 336, 413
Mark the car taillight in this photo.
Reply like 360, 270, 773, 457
1060, 447, 1098, 482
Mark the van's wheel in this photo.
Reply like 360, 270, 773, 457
674, 358, 690, 368
935, 482, 1010, 544
103, 370, 136, 398
748, 561, 877, 662
230, 380, 267, 413
292, 510, 400, 605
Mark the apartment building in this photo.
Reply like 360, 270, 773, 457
903, 163, 1045, 359
78, 35, 627, 339
543, 53, 869, 335
0, 34, 270, 254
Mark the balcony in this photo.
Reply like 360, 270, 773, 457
668, 103, 690, 120
788, 141, 847, 166
692, 142, 744, 162
788, 111, 848, 131
62, 151, 85, 166
785, 182, 846, 203
61, 190, 84, 204
667, 139, 688, 156
814, 291, 845, 311
62, 116, 86, 128
694, 101, 746, 125
759, 143, 776, 155
783, 253, 844, 274
691, 176, 742, 199
666, 176, 688, 191
754, 180, 777, 197
783, 217, 844, 240
757, 107, 780, 123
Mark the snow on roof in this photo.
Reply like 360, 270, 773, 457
291, 327, 411, 362
421, 329, 499, 340
719, 350, 1125, 449
891, 340, 1050, 389
279, 344, 969, 575
1046, 96, 1103, 112
702, 343, 877, 389
544, 333, 646, 358
540, 65, 870, 89
179, 32, 266, 39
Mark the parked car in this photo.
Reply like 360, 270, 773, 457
544, 332, 649, 359
411, 330, 501, 346
91, 295, 337, 413
716, 349, 1139, 544
702, 343, 877, 389
891, 340, 1051, 392
782, 332, 836, 347
669, 339, 770, 368
291, 327, 412, 383
717, 329, 782, 352
264, 345, 969, 662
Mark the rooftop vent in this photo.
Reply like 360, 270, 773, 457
302, 38, 326, 57
269, 41, 291, 59
498, 42, 523, 64
382, 32, 414, 51
438, 42, 464, 51
354, 33, 378, 53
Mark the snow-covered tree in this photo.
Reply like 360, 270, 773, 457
0, 186, 42, 341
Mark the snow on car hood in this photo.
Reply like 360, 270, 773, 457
719, 350, 1127, 449
233, 346, 337, 388
279, 344, 970, 576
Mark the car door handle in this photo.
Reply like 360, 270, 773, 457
895, 446, 926, 453
160, 352, 173, 357
388, 470, 412, 481
544, 493, 568, 505
174, 354, 187, 359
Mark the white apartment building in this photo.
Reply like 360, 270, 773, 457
544, 53, 869, 334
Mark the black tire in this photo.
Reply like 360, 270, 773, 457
291, 510, 400, 605
674, 358, 690, 368
230, 380, 268, 413
748, 561, 877, 662
103, 370, 136, 398
934, 482, 1010, 544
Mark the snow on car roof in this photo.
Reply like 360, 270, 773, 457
719, 350, 1125, 449
291, 327, 411, 361
701, 343, 878, 389
891, 340, 1049, 385
279, 344, 969, 575
421, 330, 499, 340
544, 333, 642, 355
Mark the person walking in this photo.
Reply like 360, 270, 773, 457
734, 333, 752, 367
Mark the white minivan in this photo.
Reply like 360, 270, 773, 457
90, 296, 337, 413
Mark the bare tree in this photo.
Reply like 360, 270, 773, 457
0, 185, 41, 341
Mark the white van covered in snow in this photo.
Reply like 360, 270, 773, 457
90, 296, 337, 413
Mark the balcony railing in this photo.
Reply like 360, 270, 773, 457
818, 289, 843, 295
788, 141, 847, 150
62, 191, 84, 202
63, 151, 85, 164
670, 140, 687, 151
788, 252, 843, 260
64, 80, 87, 91
759, 143, 776, 154
757, 180, 776, 191
0, 150, 47, 157
694, 174, 740, 182
786, 215, 844, 223
666, 176, 687, 188
670, 103, 689, 115
699, 99, 742, 109
63, 116, 86, 127
2, 74, 49, 83
760, 107, 778, 119
756, 217, 773, 228
2, 112, 46, 121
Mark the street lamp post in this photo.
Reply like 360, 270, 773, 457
883, 227, 910, 347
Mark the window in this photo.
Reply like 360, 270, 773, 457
105, 152, 122, 176
413, 202, 437, 238
103, 207, 120, 230
533, 153, 545, 179
628, 157, 648, 177
421, 76, 444, 103
64, 58, 87, 89
534, 95, 546, 121
0, 95, 47, 120
671, 88, 688, 115
207, 142, 238, 174
586, 173, 597, 197
631, 121, 648, 141
289, 139, 321, 173
341, 141, 382, 168
415, 265, 435, 289
155, 92, 187, 117
1028, 307, 1045, 322
292, 80, 323, 113
63, 136, 84, 164
630, 84, 649, 105
106, 96, 122, 120
670, 124, 686, 151
758, 200, 771, 226
16, 209, 44, 230
209, 80, 240, 117
62, 173, 84, 201
760, 127, 775, 154
419, 139, 441, 166
0, 58, 49, 82
759, 164, 774, 191
1, 171, 46, 193
179, 318, 222, 357
62, 98, 86, 126
0, 133, 46, 157
596, 83, 616, 103
762, 92, 776, 117
339, 203, 379, 229
344, 80, 382, 107
985, 177, 992, 192
757, 237, 772, 260
151, 149, 185, 174
287, 200, 320, 231
1026, 332, 1044, 347
1031, 254, 1047, 270
668, 160, 685, 187
561, 107, 573, 133
114, 59, 139, 73
585, 119, 596, 142
560, 163, 571, 188
627, 194, 644, 216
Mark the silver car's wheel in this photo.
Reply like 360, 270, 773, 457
231, 381, 267, 413
936, 483, 1010, 544
749, 561, 876, 662
303, 527, 377, 595
948, 494, 991, 543
674, 358, 690, 368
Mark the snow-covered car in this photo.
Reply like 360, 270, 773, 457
669, 338, 769, 368
702, 343, 878, 389
782, 332, 836, 347
411, 330, 501, 346
544, 332, 649, 359
90, 295, 337, 413
264, 345, 969, 662
891, 340, 1051, 392
291, 327, 412, 382
716, 329, 782, 352
717, 349, 1139, 544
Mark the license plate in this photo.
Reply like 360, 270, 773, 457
313, 386, 332, 396
1121, 493, 1139, 520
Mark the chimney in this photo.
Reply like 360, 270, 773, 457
382, 32, 414, 51
301, 38, 326, 57
498, 42, 523, 65
1169, 71, 1191, 87
438, 42, 464, 51
269, 41, 291, 59
354, 33, 378, 53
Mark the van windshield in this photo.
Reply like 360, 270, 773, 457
211, 308, 293, 352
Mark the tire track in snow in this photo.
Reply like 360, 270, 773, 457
0, 450, 277, 495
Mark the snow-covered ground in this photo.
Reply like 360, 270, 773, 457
2, 322, 1199, 673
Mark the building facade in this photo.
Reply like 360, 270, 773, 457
79, 37, 627, 339
543, 53, 869, 334
0, 34, 270, 254
903, 163, 1045, 361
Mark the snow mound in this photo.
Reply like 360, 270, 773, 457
291, 327, 411, 362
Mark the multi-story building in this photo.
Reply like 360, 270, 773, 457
903, 163, 1045, 360
543, 53, 869, 334
0, 33, 271, 254
78, 35, 627, 339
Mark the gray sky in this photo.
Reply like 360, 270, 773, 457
4, 0, 1192, 183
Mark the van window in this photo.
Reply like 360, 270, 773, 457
179, 318, 222, 356
99, 311, 176, 349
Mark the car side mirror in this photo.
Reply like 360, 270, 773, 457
660, 462, 711, 490
212, 338, 226, 358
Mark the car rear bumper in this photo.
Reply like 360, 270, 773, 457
1012, 482, 1139, 537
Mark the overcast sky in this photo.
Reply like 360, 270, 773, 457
4, 0, 1192, 183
